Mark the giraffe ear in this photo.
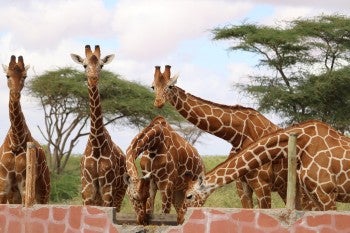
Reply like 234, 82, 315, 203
101, 54, 115, 65
70, 54, 84, 64
123, 173, 131, 185
25, 65, 30, 71
166, 73, 179, 89
142, 172, 151, 180
2, 64, 8, 73
198, 174, 204, 186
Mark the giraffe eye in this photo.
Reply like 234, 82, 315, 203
83, 64, 87, 69
6, 75, 9, 79
186, 194, 193, 200
151, 86, 154, 90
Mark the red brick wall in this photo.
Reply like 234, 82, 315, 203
1, 205, 350, 233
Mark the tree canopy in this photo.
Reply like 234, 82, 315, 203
212, 14, 350, 132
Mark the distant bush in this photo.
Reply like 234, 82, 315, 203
49, 156, 81, 203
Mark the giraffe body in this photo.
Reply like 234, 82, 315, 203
184, 120, 350, 210
71, 45, 127, 209
0, 55, 50, 204
152, 65, 285, 208
124, 116, 205, 224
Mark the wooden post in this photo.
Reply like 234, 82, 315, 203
25, 142, 37, 207
286, 133, 298, 210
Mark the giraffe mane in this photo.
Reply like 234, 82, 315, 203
175, 86, 256, 111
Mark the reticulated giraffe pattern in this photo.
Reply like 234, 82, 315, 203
184, 120, 350, 211
124, 116, 205, 224
152, 65, 287, 208
71, 45, 127, 210
0, 55, 50, 204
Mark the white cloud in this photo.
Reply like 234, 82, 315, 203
0, 0, 111, 51
249, 0, 350, 10
111, 0, 253, 60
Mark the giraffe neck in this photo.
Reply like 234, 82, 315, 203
8, 92, 30, 149
88, 84, 105, 146
166, 87, 279, 151
126, 118, 165, 178
204, 131, 289, 195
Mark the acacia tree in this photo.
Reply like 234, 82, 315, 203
212, 14, 350, 132
28, 67, 182, 174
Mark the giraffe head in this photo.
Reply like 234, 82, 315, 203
184, 174, 214, 207
70, 45, 115, 86
123, 172, 151, 202
123, 172, 151, 224
152, 65, 179, 108
2, 55, 30, 97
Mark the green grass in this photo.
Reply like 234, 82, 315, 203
50, 155, 350, 211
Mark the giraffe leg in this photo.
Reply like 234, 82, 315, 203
172, 190, 186, 224
160, 186, 173, 214
299, 168, 336, 210
35, 171, 50, 204
100, 183, 113, 207
113, 183, 127, 212
35, 149, 50, 204
146, 179, 157, 215
236, 179, 254, 208
81, 178, 100, 205
0, 178, 9, 203
254, 183, 271, 209
9, 185, 21, 204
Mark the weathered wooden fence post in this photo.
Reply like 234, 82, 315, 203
25, 142, 37, 207
286, 133, 298, 210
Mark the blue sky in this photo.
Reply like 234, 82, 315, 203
0, 0, 349, 156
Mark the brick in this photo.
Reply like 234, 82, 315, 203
8, 219, 23, 233
31, 207, 49, 220
85, 216, 107, 229
241, 225, 265, 233
26, 221, 45, 233
306, 214, 332, 227
257, 213, 279, 228
86, 206, 105, 215
108, 225, 119, 233
0, 205, 8, 211
52, 207, 67, 222
188, 209, 205, 220
48, 222, 66, 233
167, 229, 181, 233
183, 222, 206, 233
320, 227, 338, 233
9, 206, 24, 218
210, 209, 226, 215
292, 225, 316, 233
210, 219, 237, 233
84, 230, 103, 233
271, 228, 289, 233
0, 214, 6, 226
231, 209, 255, 223
334, 214, 350, 231
68, 206, 82, 230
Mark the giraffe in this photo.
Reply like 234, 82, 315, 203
123, 116, 205, 224
70, 45, 127, 209
152, 65, 286, 209
0, 55, 50, 204
184, 120, 350, 211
